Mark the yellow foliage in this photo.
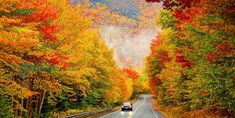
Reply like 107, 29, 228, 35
0, 78, 37, 98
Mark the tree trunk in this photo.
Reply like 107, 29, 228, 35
35, 96, 39, 118
26, 98, 29, 118
38, 90, 46, 118
27, 97, 32, 118
20, 98, 23, 117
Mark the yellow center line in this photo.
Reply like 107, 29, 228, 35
127, 98, 146, 118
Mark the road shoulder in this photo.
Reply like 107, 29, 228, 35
151, 97, 169, 118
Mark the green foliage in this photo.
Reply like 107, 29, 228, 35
146, 0, 235, 117
0, 95, 13, 118
157, 10, 175, 29
11, 9, 33, 15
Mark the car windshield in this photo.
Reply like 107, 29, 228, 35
123, 102, 131, 106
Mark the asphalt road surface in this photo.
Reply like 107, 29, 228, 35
99, 95, 164, 118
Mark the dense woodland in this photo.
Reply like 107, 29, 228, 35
146, 0, 235, 117
0, 0, 149, 117
0, 0, 234, 118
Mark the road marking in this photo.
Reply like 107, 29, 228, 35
100, 98, 142, 118
151, 103, 159, 118
149, 95, 159, 118
100, 96, 147, 118
127, 97, 146, 118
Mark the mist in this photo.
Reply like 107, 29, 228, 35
100, 25, 160, 70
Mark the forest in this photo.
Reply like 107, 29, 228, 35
146, 0, 235, 117
0, 0, 234, 118
0, 0, 150, 117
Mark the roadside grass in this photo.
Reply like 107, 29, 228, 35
151, 98, 221, 118
50, 106, 100, 118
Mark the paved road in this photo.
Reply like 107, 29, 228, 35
99, 95, 164, 118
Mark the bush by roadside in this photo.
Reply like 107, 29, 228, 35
151, 97, 222, 118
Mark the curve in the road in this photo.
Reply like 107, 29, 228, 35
99, 94, 164, 118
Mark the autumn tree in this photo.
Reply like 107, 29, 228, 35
0, 0, 63, 117
146, 0, 235, 117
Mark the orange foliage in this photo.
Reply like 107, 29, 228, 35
44, 52, 69, 68
118, 76, 133, 101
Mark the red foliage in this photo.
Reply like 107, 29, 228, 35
216, 41, 232, 53
152, 78, 161, 84
173, 9, 190, 21
157, 51, 171, 65
199, 90, 207, 95
175, 55, 192, 68
54, 52, 68, 59
19, 0, 58, 22
178, 0, 195, 8
50, 57, 60, 65
46, 52, 69, 67
40, 24, 60, 41
158, 51, 169, 57
149, 78, 162, 93
19, 0, 60, 41
160, 57, 171, 65
170, 0, 205, 23
123, 68, 139, 80
51, 82, 60, 87
175, 49, 183, 54
61, 62, 70, 68
182, 61, 192, 68
162, 57, 171, 62
175, 56, 186, 62
205, 52, 218, 62
31, 1, 58, 21
205, 41, 233, 62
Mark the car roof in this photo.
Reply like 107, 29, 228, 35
123, 102, 131, 105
